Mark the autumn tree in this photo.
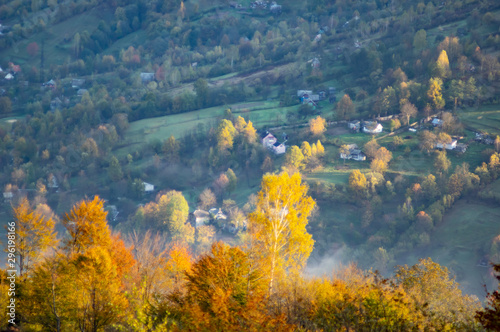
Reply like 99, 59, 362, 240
158, 191, 194, 244
72, 246, 129, 332
216, 119, 237, 152
248, 172, 315, 293
419, 130, 437, 154
285, 145, 305, 171
395, 258, 481, 330
10, 198, 57, 277
349, 170, 368, 197
400, 102, 418, 125
435, 50, 451, 78
364, 137, 380, 160
428, 77, 445, 110
62, 196, 111, 254
199, 188, 216, 210
214, 173, 229, 201
169, 242, 286, 330
26, 42, 39, 57
301, 141, 312, 160
476, 263, 500, 330
339, 145, 350, 164
309, 116, 327, 137
336, 94, 355, 120
434, 150, 451, 173
162, 135, 180, 162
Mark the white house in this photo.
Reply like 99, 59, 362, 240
193, 209, 210, 227
436, 139, 457, 150
143, 182, 155, 192
272, 141, 286, 155
363, 122, 383, 134
4, 73, 13, 80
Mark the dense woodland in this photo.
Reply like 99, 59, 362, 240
1, 0, 500, 330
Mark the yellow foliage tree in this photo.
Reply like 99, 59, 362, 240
309, 116, 327, 136
62, 196, 110, 254
436, 50, 451, 78
12, 197, 57, 277
248, 172, 315, 293
428, 77, 445, 110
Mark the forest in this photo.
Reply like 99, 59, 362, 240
1, 0, 500, 330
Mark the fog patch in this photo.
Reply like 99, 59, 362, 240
305, 245, 349, 278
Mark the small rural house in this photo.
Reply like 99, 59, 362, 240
348, 120, 361, 131
432, 118, 443, 127
43, 79, 56, 89
272, 141, 286, 155
436, 139, 457, 150
71, 78, 85, 89
140, 72, 155, 84
143, 182, 155, 192
4, 73, 13, 80
340, 144, 366, 161
193, 209, 210, 227
77, 88, 88, 96
209, 208, 227, 221
3, 191, 13, 202
297, 90, 313, 97
261, 131, 277, 148
455, 143, 467, 153
363, 121, 383, 134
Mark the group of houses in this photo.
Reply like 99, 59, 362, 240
193, 208, 245, 233
261, 131, 286, 155
348, 120, 383, 134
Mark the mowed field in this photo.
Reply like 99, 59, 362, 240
459, 104, 500, 136
115, 101, 299, 156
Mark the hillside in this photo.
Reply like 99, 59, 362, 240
1, 0, 500, 329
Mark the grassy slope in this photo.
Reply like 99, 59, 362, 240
406, 196, 500, 297
115, 101, 298, 156
0, 6, 114, 67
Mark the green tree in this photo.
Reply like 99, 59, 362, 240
194, 78, 209, 108
225, 168, 237, 193
108, 156, 123, 182
0, 96, 12, 114
248, 172, 315, 293
413, 29, 427, 52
